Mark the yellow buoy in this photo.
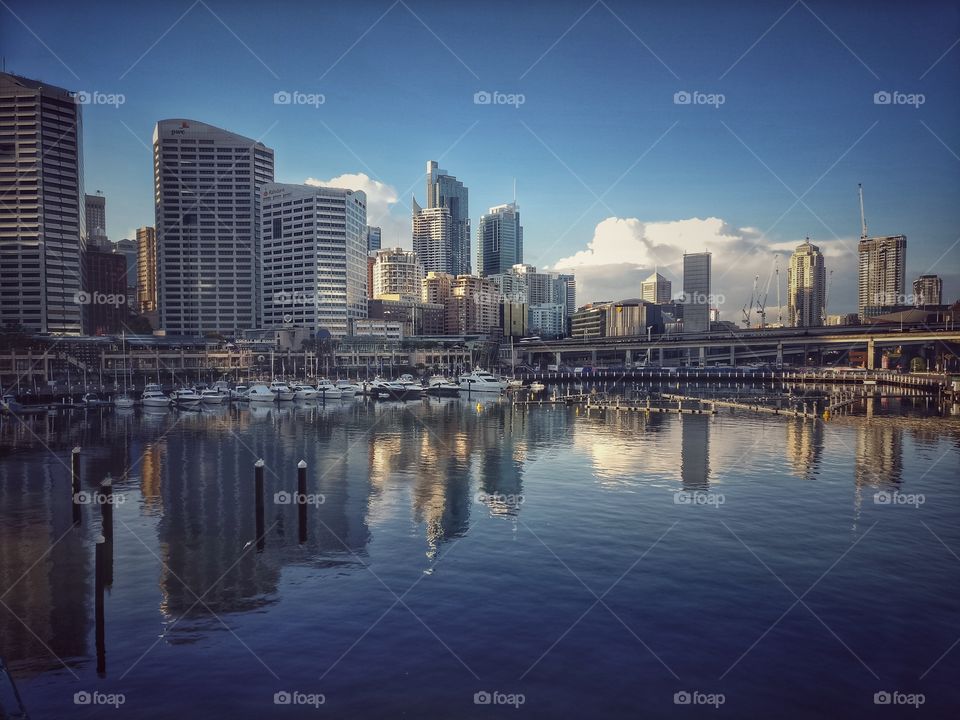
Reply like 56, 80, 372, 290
476, 402, 482, 413
822, 410, 830, 421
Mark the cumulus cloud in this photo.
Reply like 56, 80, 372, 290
305, 173, 409, 248
551, 216, 858, 319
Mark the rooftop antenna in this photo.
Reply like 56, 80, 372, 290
858, 183, 868, 240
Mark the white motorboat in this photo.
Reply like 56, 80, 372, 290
335, 380, 361, 397
269, 381, 295, 401
141, 384, 170, 408
83, 392, 112, 407
426, 376, 460, 397
115, 394, 136, 409
1, 394, 24, 413
200, 388, 227, 404
314, 380, 343, 400
247, 384, 276, 403
170, 388, 202, 407
212, 380, 233, 397
231, 385, 250, 401
507, 379, 524, 389
458, 369, 506, 393
371, 377, 421, 401
529, 381, 546, 392
397, 374, 425, 396
291, 383, 319, 400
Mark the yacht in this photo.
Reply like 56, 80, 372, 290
335, 380, 361, 397
141, 384, 170, 408
426, 376, 460, 397
528, 381, 546, 392
1, 394, 24, 413
247, 384, 276, 403
397, 374, 425, 398
231, 385, 250, 401
171, 388, 202, 407
115, 394, 136, 409
83, 392, 112, 407
314, 380, 343, 400
200, 388, 228, 404
291, 383, 319, 400
371, 377, 420, 401
269, 381, 295, 401
212, 380, 233, 397
458, 369, 506, 393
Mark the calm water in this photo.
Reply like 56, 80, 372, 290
1, 394, 958, 718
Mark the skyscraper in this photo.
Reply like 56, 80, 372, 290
261, 183, 367, 337
371, 248, 424, 301
787, 238, 826, 327
137, 226, 158, 313
682, 252, 711, 333
858, 235, 906, 320
412, 197, 454, 275
85, 192, 107, 243
477, 202, 522, 277
425, 160, 470, 275
641, 271, 672, 304
0, 72, 85, 334
366, 225, 381, 252
153, 119, 274, 336
913, 275, 942, 306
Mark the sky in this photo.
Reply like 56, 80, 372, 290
2, 0, 958, 317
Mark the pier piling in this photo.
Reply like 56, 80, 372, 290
255, 459, 265, 551
297, 459, 307, 544
71, 447, 81, 525
95, 535, 106, 675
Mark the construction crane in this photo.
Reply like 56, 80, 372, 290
755, 257, 778, 330
858, 183, 868, 240
742, 275, 759, 328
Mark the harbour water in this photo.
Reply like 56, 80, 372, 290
1, 392, 958, 718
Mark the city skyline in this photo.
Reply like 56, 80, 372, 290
1, 0, 956, 317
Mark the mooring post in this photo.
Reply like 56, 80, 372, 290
99, 475, 114, 586
297, 459, 307, 544
71, 447, 82, 525
255, 459, 265, 551
95, 535, 106, 676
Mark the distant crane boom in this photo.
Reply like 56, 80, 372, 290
858, 183, 868, 240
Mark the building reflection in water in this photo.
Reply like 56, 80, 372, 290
680, 414, 711, 491
784, 419, 824, 480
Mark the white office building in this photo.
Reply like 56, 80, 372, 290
153, 119, 274, 336
371, 247, 424, 301
261, 183, 367, 337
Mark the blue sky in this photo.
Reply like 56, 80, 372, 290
2, 0, 958, 314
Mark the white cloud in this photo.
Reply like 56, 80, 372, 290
551, 216, 859, 318
305, 173, 410, 248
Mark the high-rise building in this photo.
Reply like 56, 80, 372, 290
261, 183, 367, 337
137, 226, 158, 313
477, 202, 522, 277
425, 160, 470, 275
447, 275, 498, 335
84, 240, 127, 335
490, 264, 574, 337
641, 271, 672, 304
113, 238, 139, 308
412, 198, 453, 274
153, 119, 274, 336
0, 72, 86, 334
858, 235, 906, 320
913, 274, 942, 306
422, 271, 453, 306
371, 248, 424, 301
366, 225, 381, 252
787, 238, 826, 327
85, 192, 107, 243
682, 252, 711, 333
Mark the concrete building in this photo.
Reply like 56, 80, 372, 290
367, 297, 445, 336
153, 119, 274, 336
447, 275, 498, 335
261, 183, 367, 338
85, 192, 107, 243
787, 238, 826, 327
422, 271, 454, 306
571, 303, 610, 340
913, 274, 942, 306
1, 72, 86, 334
529, 303, 565, 338
352, 319, 404, 340
682, 252, 711, 333
501, 301, 528, 338
477, 202, 522, 277
113, 238, 138, 307
488, 270, 528, 304
137, 226, 157, 313
858, 235, 906, 320
641, 271, 672, 304
605, 300, 662, 337
84, 240, 127, 335
425, 160, 470, 275
366, 225, 382, 252
412, 200, 454, 276
371, 248, 424, 301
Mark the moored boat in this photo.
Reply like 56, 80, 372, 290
458, 369, 506, 393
